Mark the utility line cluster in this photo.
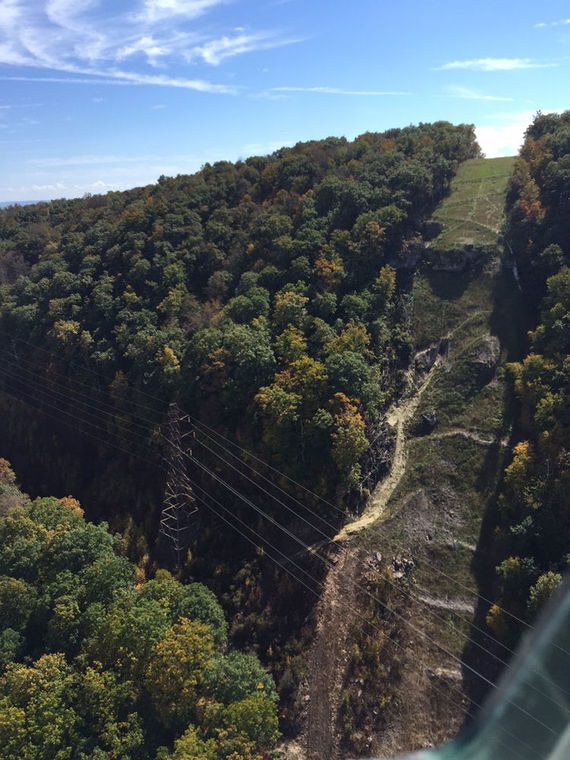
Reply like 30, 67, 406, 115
0, 331, 568, 754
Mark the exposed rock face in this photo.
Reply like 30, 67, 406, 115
415, 343, 440, 374
388, 243, 496, 272
467, 334, 500, 385
414, 339, 451, 374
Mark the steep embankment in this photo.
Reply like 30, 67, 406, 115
336, 354, 441, 540
291, 156, 520, 758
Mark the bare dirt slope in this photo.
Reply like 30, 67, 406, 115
305, 549, 361, 760
280, 548, 361, 760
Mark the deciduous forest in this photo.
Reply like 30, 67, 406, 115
485, 111, 570, 641
0, 113, 568, 759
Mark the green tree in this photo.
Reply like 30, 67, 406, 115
220, 693, 280, 754
0, 654, 79, 760
145, 618, 215, 731
527, 571, 562, 617
84, 594, 170, 685
140, 571, 228, 649
203, 652, 277, 706
166, 726, 216, 759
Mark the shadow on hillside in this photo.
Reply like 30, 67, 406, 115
488, 265, 529, 362
422, 257, 486, 302
460, 264, 528, 723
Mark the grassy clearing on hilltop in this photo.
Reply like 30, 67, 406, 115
430, 157, 515, 249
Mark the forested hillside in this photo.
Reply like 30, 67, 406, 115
0, 122, 479, 514
485, 111, 570, 642
3, 113, 569, 758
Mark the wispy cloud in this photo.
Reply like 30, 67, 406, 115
137, 0, 227, 24
1, 148, 219, 200
116, 35, 176, 67
271, 86, 411, 96
0, 74, 237, 95
30, 181, 66, 193
437, 57, 556, 71
28, 153, 164, 168
190, 31, 299, 65
95, 69, 237, 93
443, 85, 514, 102
0, 1, 295, 90
534, 18, 570, 29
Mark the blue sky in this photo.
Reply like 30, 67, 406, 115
0, 0, 568, 202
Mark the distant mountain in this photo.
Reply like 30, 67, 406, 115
0, 200, 44, 208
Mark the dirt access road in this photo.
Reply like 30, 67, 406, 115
335, 357, 441, 541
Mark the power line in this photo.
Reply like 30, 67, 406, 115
168, 459, 544, 759
165, 433, 567, 736
188, 420, 551, 672
189, 414, 546, 640
0, 341, 566, 746
1, 345, 565, 683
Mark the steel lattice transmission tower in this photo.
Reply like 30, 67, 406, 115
159, 402, 198, 566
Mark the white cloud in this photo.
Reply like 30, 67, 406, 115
0, 41, 32, 67
103, 68, 238, 92
271, 86, 411, 96
0, 72, 237, 93
474, 110, 562, 157
475, 123, 525, 158
29, 154, 141, 167
28, 151, 203, 169
191, 31, 296, 65
82, 180, 110, 190
438, 57, 555, 71
0, 0, 289, 90
117, 35, 173, 66
46, 0, 96, 29
443, 85, 514, 102
138, 0, 226, 23
30, 181, 66, 192
0, 0, 24, 28
534, 18, 570, 28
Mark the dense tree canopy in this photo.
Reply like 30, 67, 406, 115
0, 470, 278, 759
488, 111, 570, 640
0, 122, 479, 511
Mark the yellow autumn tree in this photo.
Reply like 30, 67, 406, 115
329, 393, 368, 487
145, 618, 215, 731
314, 251, 345, 292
